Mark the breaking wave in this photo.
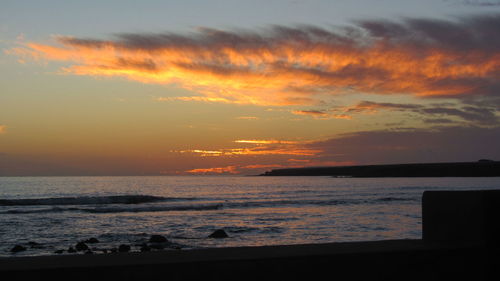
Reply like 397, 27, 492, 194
1, 203, 223, 214
0, 195, 192, 206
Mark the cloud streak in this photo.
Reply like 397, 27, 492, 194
10, 14, 500, 106
293, 100, 499, 124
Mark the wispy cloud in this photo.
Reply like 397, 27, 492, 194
294, 100, 499, 125
291, 110, 352, 119
236, 116, 259, 120
186, 165, 238, 174
447, 0, 500, 6
234, 139, 300, 144
177, 139, 321, 158
10, 14, 500, 106
179, 147, 320, 156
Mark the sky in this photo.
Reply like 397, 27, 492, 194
1, 0, 500, 176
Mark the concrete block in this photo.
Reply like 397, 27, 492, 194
422, 190, 500, 244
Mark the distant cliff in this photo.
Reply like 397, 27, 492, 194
261, 161, 500, 177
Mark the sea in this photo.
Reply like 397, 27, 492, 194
1, 176, 499, 257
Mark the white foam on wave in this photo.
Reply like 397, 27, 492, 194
0, 195, 191, 206
1, 203, 223, 214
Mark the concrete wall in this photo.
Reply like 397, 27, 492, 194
423, 190, 500, 245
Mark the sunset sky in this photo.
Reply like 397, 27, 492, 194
1, 0, 500, 175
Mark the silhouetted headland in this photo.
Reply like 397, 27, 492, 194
261, 160, 500, 177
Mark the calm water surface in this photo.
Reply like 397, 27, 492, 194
1, 176, 499, 257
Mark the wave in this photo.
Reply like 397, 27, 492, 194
0, 195, 417, 214
1, 203, 223, 214
223, 196, 417, 209
0, 195, 191, 206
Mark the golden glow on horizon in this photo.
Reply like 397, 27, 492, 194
187, 165, 238, 174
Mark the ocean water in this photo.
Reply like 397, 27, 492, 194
1, 176, 499, 257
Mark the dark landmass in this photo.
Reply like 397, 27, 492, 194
261, 160, 500, 177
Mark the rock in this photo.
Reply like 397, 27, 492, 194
54, 249, 64, 254
149, 243, 165, 250
110, 248, 118, 253
10, 245, 27, 253
75, 242, 89, 252
140, 244, 151, 252
208, 229, 229, 238
67, 247, 77, 253
149, 235, 168, 243
84, 238, 99, 244
118, 244, 131, 253
101, 249, 108, 254
84, 250, 93, 255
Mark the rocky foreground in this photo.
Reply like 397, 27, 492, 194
8, 230, 229, 255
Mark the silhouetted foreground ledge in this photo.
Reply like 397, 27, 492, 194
1, 190, 499, 280
1, 240, 498, 281
261, 160, 500, 177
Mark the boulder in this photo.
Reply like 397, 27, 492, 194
149, 235, 168, 243
84, 238, 99, 244
75, 242, 89, 252
149, 243, 165, 250
208, 229, 229, 238
84, 250, 93, 255
118, 244, 131, 253
67, 247, 77, 253
10, 245, 27, 253
54, 249, 64, 254
140, 244, 151, 252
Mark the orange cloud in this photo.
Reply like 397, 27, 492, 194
187, 165, 238, 174
180, 147, 320, 156
236, 116, 259, 120
10, 15, 500, 106
0, 125, 6, 134
234, 139, 300, 144
291, 110, 352, 120
177, 138, 321, 158
241, 164, 285, 169
156, 96, 234, 103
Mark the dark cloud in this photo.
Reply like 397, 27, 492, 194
420, 106, 498, 124
308, 126, 500, 164
329, 100, 499, 125
423, 118, 456, 124
450, 0, 500, 7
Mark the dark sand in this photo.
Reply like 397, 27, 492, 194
1, 239, 497, 280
